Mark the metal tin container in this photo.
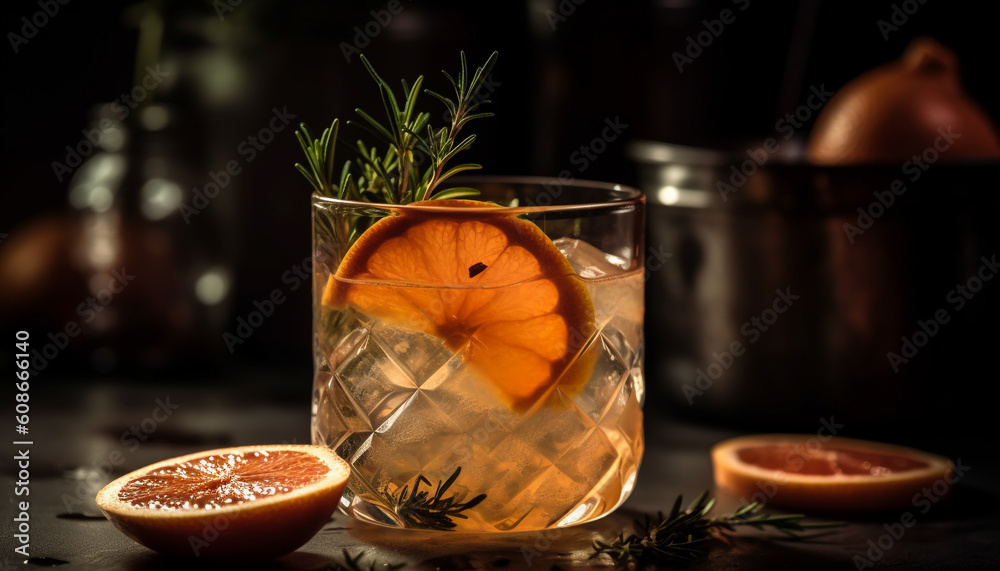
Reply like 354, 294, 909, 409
631, 140, 999, 438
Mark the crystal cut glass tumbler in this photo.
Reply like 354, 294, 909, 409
312, 177, 645, 531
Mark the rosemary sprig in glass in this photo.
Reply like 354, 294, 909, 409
294, 51, 497, 205
591, 491, 845, 568
298, 50, 497, 278
380, 467, 487, 530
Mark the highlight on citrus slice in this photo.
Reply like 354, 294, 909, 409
323, 199, 595, 410
96, 445, 350, 560
711, 434, 955, 513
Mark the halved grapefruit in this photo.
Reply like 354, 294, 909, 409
96, 445, 350, 560
712, 434, 955, 512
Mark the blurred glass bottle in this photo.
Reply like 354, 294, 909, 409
60, 90, 235, 376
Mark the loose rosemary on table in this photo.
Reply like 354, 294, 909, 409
591, 491, 845, 568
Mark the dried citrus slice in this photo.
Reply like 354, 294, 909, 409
712, 434, 955, 512
96, 445, 350, 560
323, 199, 595, 410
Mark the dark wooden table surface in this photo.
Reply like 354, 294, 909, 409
3, 375, 999, 570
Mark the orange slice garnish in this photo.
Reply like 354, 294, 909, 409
96, 445, 350, 560
323, 199, 595, 410
712, 434, 956, 512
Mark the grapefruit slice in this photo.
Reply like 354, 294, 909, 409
712, 434, 955, 512
96, 445, 350, 560
323, 199, 595, 410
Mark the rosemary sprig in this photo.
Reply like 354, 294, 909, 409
294, 51, 497, 205
591, 491, 845, 568
417, 50, 497, 201
381, 467, 487, 530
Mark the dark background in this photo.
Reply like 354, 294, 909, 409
2, 0, 998, 415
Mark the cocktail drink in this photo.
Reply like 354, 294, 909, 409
311, 178, 645, 532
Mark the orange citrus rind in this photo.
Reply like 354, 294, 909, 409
96, 444, 350, 560
712, 434, 955, 513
